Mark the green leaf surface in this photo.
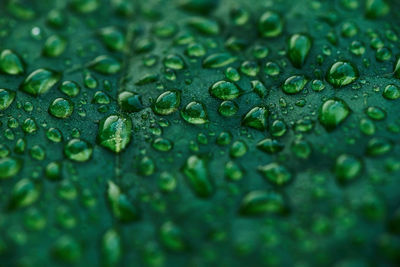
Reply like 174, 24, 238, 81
1, 0, 400, 266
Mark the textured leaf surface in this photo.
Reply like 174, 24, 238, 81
1, 0, 400, 266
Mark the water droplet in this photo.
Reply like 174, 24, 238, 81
0, 88, 16, 110
366, 137, 392, 156
365, 106, 386, 120
242, 106, 268, 130
9, 178, 40, 209
218, 100, 238, 117
118, 91, 144, 112
383, 84, 400, 100
335, 154, 362, 183
160, 221, 186, 252
163, 54, 185, 70
187, 17, 220, 35
240, 61, 259, 77
202, 53, 237, 69
102, 228, 122, 266
0, 157, 22, 179
59, 81, 80, 97
43, 35, 67, 57
20, 68, 61, 96
319, 98, 350, 130
97, 115, 132, 153
258, 163, 292, 186
181, 101, 208, 124
45, 161, 62, 181
30, 145, 46, 161
326, 61, 358, 87
47, 128, 63, 142
230, 140, 248, 158
365, 0, 389, 18
153, 90, 181, 115
49, 98, 74, 118
210, 81, 240, 100
0, 49, 24, 75
89, 55, 121, 75
282, 75, 308, 94
22, 118, 38, 133
98, 26, 125, 51
182, 155, 213, 197
258, 11, 283, 38
71, 0, 99, 13
186, 43, 206, 57
288, 34, 312, 68
158, 172, 177, 192
239, 190, 286, 216
107, 181, 139, 222
52, 235, 82, 263
64, 139, 93, 162
257, 138, 284, 154
152, 138, 173, 152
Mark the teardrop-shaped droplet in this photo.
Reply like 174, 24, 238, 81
256, 138, 284, 154
118, 91, 144, 112
282, 75, 308, 94
202, 53, 237, 69
153, 90, 181, 115
288, 34, 312, 68
107, 181, 139, 222
258, 163, 292, 186
326, 61, 358, 87
181, 101, 208, 124
97, 115, 132, 153
89, 55, 121, 75
102, 228, 122, 266
98, 26, 125, 51
64, 139, 93, 162
182, 155, 213, 197
242, 106, 268, 130
187, 17, 220, 35
0, 88, 16, 110
20, 68, 61, 96
0, 49, 24, 75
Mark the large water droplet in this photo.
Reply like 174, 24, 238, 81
326, 61, 358, 87
49, 98, 74, 118
209, 81, 240, 100
181, 101, 208, 124
64, 139, 93, 162
182, 155, 213, 197
0, 49, 24, 75
97, 115, 132, 153
258, 11, 283, 38
89, 55, 121, 75
288, 34, 312, 68
153, 90, 181, 115
319, 98, 350, 130
0, 157, 22, 179
242, 106, 268, 130
20, 68, 61, 96
0, 88, 16, 110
